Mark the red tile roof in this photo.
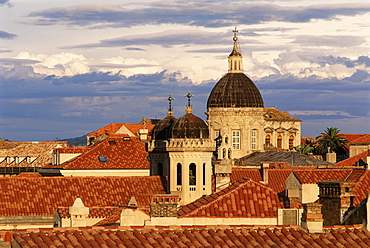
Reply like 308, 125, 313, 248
353, 170, 370, 205
293, 169, 353, 184
341, 134, 368, 143
57, 206, 121, 219
87, 123, 154, 137
55, 146, 89, 154
58, 137, 149, 169
12, 226, 370, 248
231, 168, 292, 193
0, 176, 165, 216
336, 150, 370, 167
350, 134, 370, 144
0, 142, 68, 168
178, 179, 283, 218
230, 168, 261, 182
266, 169, 293, 193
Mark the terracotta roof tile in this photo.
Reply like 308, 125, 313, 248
178, 178, 283, 218
264, 108, 301, 122
0, 142, 68, 168
337, 150, 370, 168
11, 226, 370, 248
340, 134, 368, 143
230, 168, 261, 182
87, 123, 154, 137
59, 137, 149, 169
349, 134, 370, 144
0, 176, 165, 216
353, 170, 370, 205
57, 207, 121, 219
231, 168, 292, 193
293, 169, 353, 184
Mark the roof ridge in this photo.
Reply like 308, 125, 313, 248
181, 178, 278, 217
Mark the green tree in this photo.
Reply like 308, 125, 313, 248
294, 144, 314, 155
315, 127, 348, 155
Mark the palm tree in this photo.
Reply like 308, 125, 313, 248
315, 127, 348, 155
294, 144, 314, 155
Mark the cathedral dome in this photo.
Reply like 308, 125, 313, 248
207, 73, 264, 108
152, 115, 177, 140
171, 111, 209, 139
207, 28, 264, 109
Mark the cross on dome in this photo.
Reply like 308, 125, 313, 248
165, 94, 175, 116
184, 91, 194, 113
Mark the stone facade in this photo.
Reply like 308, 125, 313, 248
318, 181, 356, 226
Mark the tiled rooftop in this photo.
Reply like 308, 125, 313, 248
350, 134, 370, 144
236, 151, 333, 167
353, 170, 370, 205
57, 206, 121, 219
0, 176, 165, 216
293, 169, 353, 184
58, 137, 150, 169
264, 107, 301, 122
0, 142, 68, 168
178, 178, 283, 218
230, 168, 261, 182
336, 150, 370, 167
55, 146, 89, 154
230, 168, 292, 194
11, 225, 370, 248
87, 123, 154, 137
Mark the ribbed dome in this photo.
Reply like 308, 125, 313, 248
152, 115, 177, 140
207, 73, 264, 108
171, 113, 209, 139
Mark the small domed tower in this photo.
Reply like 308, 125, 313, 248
148, 92, 214, 205
206, 28, 265, 160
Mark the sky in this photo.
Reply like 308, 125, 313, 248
0, 0, 369, 141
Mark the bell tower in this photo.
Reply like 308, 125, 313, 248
148, 92, 214, 205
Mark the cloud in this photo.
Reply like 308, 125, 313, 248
63, 30, 228, 49
0, 30, 17, 39
292, 35, 366, 47
0, 0, 11, 7
273, 52, 370, 79
15, 52, 90, 77
26, 2, 370, 28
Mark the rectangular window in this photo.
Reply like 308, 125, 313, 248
232, 130, 240, 150
251, 130, 257, 150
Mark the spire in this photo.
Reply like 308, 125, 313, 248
228, 27, 243, 73
165, 94, 175, 116
184, 91, 194, 113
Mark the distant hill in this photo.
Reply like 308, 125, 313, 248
60, 135, 86, 146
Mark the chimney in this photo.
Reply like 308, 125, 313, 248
301, 203, 323, 233
150, 194, 179, 217
326, 152, 336, 164
214, 160, 232, 190
317, 180, 355, 226
138, 129, 148, 142
69, 198, 89, 227
260, 162, 269, 185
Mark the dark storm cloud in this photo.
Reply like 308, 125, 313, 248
0, 30, 17, 39
27, 2, 370, 28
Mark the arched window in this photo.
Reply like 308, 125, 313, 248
265, 135, 271, 146
228, 148, 232, 159
289, 135, 294, 150
222, 148, 226, 159
277, 135, 282, 149
202, 163, 206, 186
157, 163, 163, 175
189, 163, 196, 185
177, 163, 182, 185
